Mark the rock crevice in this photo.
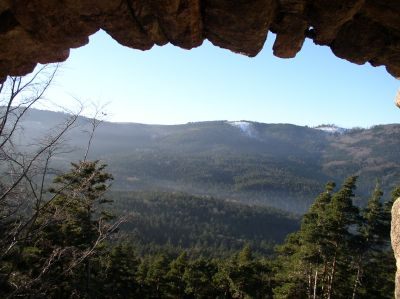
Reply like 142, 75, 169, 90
392, 198, 400, 298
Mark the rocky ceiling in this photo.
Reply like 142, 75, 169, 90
0, 0, 400, 83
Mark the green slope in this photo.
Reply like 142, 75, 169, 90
111, 191, 299, 256
18, 109, 400, 213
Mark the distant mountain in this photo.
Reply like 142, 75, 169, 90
15, 108, 400, 213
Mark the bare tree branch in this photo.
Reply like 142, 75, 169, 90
0, 112, 80, 202
83, 102, 108, 162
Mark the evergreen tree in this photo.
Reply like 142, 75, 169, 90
323, 176, 359, 298
273, 232, 307, 299
274, 178, 396, 299
228, 245, 259, 298
274, 182, 336, 298
167, 251, 188, 298
146, 253, 170, 298
18, 161, 115, 297
300, 181, 335, 298
274, 178, 360, 298
136, 256, 151, 297
213, 259, 233, 298
183, 257, 219, 298
100, 243, 139, 298
352, 183, 394, 298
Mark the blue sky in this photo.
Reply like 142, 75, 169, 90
43, 30, 399, 128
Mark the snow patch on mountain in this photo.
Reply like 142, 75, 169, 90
314, 125, 347, 134
228, 121, 258, 138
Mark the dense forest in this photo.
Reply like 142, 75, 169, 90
111, 191, 299, 256
17, 109, 400, 213
0, 161, 396, 298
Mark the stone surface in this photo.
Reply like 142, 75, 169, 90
308, 0, 365, 45
204, 0, 276, 57
331, 16, 387, 65
271, 0, 307, 58
392, 198, 400, 298
0, 0, 400, 82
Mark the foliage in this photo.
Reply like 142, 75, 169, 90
274, 177, 395, 298
112, 191, 299, 256
0, 159, 396, 298
0, 161, 118, 297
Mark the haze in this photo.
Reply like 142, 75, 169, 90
42, 30, 399, 128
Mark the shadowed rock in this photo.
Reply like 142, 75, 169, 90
0, 0, 400, 81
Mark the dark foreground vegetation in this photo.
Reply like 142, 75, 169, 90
0, 160, 396, 298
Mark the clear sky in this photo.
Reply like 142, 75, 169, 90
42, 29, 399, 128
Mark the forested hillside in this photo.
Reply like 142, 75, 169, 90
1, 161, 395, 298
111, 191, 299, 256
18, 109, 400, 213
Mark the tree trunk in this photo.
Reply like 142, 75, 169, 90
351, 261, 362, 299
327, 250, 337, 299
321, 260, 328, 296
308, 263, 312, 299
86, 260, 91, 297
313, 270, 318, 299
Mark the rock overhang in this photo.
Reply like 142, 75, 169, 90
0, 0, 400, 83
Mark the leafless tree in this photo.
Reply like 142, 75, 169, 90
0, 64, 80, 250
82, 102, 108, 162
0, 65, 125, 297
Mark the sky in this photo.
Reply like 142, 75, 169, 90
41, 29, 399, 128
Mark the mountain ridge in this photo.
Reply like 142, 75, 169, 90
15, 108, 400, 213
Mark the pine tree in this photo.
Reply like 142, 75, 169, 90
19, 161, 115, 297
274, 182, 337, 298
228, 245, 260, 299
323, 176, 359, 298
166, 251, 188, 298
101, 242, 139, 298
353, 183, 395, 298
273, 232, 308, 299
300, 181, 335, 298
213, 259, 233, 298
183, 257, 219, 298
136, 256, 151, 297
349, 183, 384, 298
146, 253, 170, 298
274, 178, 360, 298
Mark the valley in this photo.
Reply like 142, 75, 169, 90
19, 109, 400, 213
